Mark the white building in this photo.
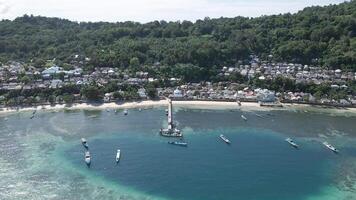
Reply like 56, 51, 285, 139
173, 88, 183, 98
137, 88, 147, 98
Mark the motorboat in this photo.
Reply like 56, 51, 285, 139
241, 115, 247, 121
168, 141, 188, 147
237, 101, 242, 106
116, 149, 121, 162
219, 134, 231, 144
323, 142, 339, 153
285, 138, 299, 148
84, 151, 91, 165
124, 109, 128, 115
160, 128, 183, 137
81, 138, 88, 148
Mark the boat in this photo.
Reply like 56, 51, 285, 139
124, 109, 128, 115
255, 113, 264, 118
241, 115, 247, 121
160, 99, 183, 137
168, 141, 188, 147
237, 100, 242, 106
116, 149, 121, 162
285, 138, 299, 148
323, 141, 339, 153
219, 134, 231, 144
106, 109, 110, 112
30, 115, 35, 119
81, 138, 88, 148
84, 151, 91, 165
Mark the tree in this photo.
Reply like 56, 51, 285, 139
130, 57, 140, 69
145, 83, 157, 99
20, 75, 31, 84
80, 85, 102, 101
62, 94, 74, 104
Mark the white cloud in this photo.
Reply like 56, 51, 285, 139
0, 0, 347, 22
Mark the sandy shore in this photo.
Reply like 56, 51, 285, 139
0, 100, 355, 115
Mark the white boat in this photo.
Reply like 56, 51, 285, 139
323, 142, 339, 153
237, 100, 242, 106
220, 134, 231, 144
241, 115, 247, 121
116, 149, 121, 162
85, 151, 91, 165
168, 141, 188, 147
81, 138, 88, 148
124, 109, 128, 115
285, 138, 299, 148
255, 113, 264, 118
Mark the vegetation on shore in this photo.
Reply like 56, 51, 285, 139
0, 1, 355, 71
0, 1, 355, 107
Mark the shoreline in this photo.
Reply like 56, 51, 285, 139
1, 100, 356, 116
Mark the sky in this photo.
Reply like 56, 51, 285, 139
0, 0, 348, 23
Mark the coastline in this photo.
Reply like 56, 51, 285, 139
1, 100, 356, 116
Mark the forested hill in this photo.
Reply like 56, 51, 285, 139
0, 0, 355, 71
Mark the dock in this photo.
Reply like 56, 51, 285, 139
160, 98, 182, 137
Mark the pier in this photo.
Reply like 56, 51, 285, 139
160, 99, 182, 137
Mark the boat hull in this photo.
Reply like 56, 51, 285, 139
160, 129, 183, 137
168, 141, 187, 147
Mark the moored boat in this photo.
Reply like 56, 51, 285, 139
219, 134, 231, 144
285, 138, 299, 148
81, 138, 88, 148
116, 149, 121, 162
323, 141, 339, 153
168, 141, 188, 147
124, 109, 128, 115
84, 151, 91, 165
237, 100, 242, 106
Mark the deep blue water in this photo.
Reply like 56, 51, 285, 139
63, 108, 354, 200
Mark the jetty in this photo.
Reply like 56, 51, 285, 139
160, 99, 182, 137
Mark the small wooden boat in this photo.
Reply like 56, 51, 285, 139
219, 134, 231, 144
285, 138, 299, 148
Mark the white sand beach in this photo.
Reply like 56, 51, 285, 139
0, 100, 355, 115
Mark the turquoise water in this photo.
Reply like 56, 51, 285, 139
1, 107, 356, 200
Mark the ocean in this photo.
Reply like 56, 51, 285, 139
0, 106, 356, 200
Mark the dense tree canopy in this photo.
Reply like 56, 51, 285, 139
0, 1, 355, 70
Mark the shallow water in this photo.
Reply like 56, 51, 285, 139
1, 108, 356, 200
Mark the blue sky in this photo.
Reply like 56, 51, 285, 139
0, 0, 347, 22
